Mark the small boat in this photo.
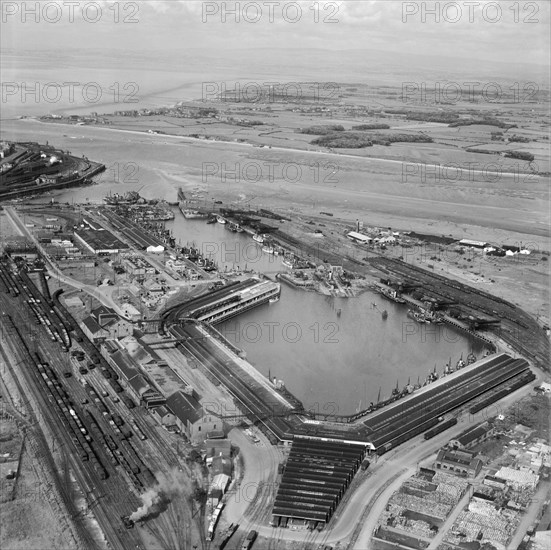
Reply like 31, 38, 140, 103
216, 215, 226, 224
235, 225, 244, 233
467, 352, 476, 364
252, 233, 264, 244
262, 245, 275, 254
407, 309, 429, 323
379, 286, 406, 304
269, 296, 279, 304
281, 258, 294, 268
206, 217, 217, 224
381, 310, 388, 320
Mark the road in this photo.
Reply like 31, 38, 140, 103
4, 206, 126, 313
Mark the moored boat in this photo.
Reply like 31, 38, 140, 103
407, 309, 429, 323
252, 233, 264, 244
379, 286, 406, 304
180, 207, 209, 219
216, 215, 226, 224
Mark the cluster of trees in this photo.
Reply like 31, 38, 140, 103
372, 133, 433, 145
507, 135, 531, 143
226, 118, 264, 127
449, 118, 516, 129
311, 132, 433, 148
311, 132, 372, 148
504, 151, 535, 161
352, 123, 390, 130
299, 124, 345, 135
407, 112, 460, 123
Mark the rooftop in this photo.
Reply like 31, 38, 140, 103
453, 423, 491, 446
273, 438, 366, 523
166, 390, 203, 425
82, 316, 108, 336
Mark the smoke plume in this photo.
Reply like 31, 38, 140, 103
128, 469, 188, 523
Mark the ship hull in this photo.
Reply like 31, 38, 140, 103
180, 206, 209, 219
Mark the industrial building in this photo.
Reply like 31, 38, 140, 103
189, 279, 281, 324
435, 449, 483, 478
272, 438, 366, 528
449, 422, 494, 450
100, 339, 166, 408
74, 228, 129, 255
346, 231, 372, 244
165, 390, 224, 443
81, 306, 134, 343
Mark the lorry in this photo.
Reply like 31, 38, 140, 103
241, 530, 257, 550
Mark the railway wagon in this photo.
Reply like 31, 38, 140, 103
424, 417, 458, 439
377, 416, 440, 455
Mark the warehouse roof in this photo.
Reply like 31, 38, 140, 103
452, 423, 491, 447
347, 231, 372, 243
272, 438, 366, 524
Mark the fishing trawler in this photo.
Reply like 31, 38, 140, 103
379, 286, 406, 304
181, 208, 209, 219
407, 309, 429, 323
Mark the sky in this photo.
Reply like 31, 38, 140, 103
1, 0, 549, 70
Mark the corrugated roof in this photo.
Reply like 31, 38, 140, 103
273, 438, 366, 524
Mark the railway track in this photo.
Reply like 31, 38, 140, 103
0, 272, 167, 549
172, 323, 295, 441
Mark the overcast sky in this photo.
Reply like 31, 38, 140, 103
2, 1, 549, 70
